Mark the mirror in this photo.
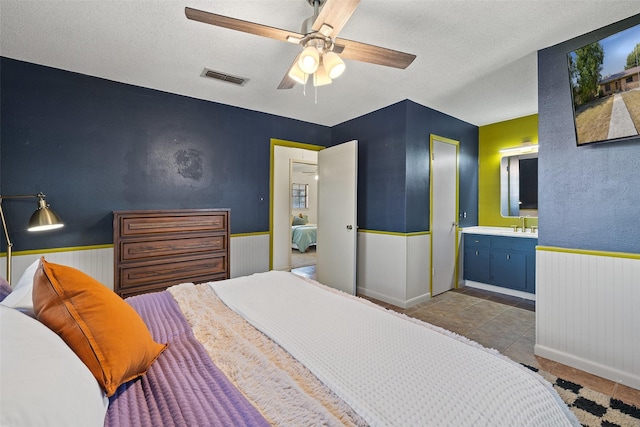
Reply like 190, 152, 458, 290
500, 153, 538, 217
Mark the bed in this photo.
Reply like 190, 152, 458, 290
291, 223, 317, 253
0, 258, 580, 426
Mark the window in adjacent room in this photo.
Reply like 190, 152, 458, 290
292, 183, 308, 209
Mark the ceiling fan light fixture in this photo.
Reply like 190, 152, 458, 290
313, 63, 332, 87
323, 51, 345, 79
288, 61, 308, 85
299, 46, 319, 74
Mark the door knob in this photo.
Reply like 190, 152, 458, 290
346, 225, 353, 230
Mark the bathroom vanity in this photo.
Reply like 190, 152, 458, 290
461, 227, 537, 298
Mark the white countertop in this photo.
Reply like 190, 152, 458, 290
461, 226, 538, 239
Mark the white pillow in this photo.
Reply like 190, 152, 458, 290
0, 259, 40, 316
0, 305, 109, 426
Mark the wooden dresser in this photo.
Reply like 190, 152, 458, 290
113, 209, 230, 298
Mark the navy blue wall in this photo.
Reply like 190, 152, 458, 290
332, 102, 409, 232
1, 58, 330, 251
332, 100, 478, 233
405, 100, 478, 231
1, 58, 479, 251
538, 14, 640, 253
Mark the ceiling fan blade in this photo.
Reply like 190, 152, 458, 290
278, 74, 297, 90
311, 0, 360, 38
185, 7, 303, 43
277, 57, 300, 90
334, 38, 416, 69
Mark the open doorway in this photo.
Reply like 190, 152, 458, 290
290, 161, 318, 272
270, 140, 321, 273
270, 138, 358, 293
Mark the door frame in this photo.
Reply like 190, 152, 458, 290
269, 138, 324, 270
429, 134, 460, 296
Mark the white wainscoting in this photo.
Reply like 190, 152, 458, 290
230, 233, 270, 278
356, 231, 431, 308
536, 247, 640, 389
2, 233, 271, 292
3, 246, 114, 289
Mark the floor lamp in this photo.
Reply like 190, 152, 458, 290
0, 193, 64, 285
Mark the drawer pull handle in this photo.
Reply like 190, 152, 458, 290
475, 250, 479, 256
507, 254, 510, 260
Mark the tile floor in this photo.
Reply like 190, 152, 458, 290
291, 265, 640, 408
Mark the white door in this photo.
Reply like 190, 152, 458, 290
317, 140, 358, 294
430, 136, 459, 296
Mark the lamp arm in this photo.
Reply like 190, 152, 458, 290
0, 202, 12, 247
0, 202, 14, 284
0, 193, 47, 246
0, 193, 44, 201
0, 193, 49, 285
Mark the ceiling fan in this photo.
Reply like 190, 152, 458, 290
185, 0, 416, 89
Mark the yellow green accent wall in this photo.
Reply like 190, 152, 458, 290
478, 114, 539, 227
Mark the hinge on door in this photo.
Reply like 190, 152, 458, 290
432, 152, 435, 161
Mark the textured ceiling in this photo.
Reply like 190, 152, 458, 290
1, 1, 640, 127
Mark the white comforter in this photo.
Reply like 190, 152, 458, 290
210, 271, 579, 427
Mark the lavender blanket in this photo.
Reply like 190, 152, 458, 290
105, 291, 270, 427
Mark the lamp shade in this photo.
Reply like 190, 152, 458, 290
323, 51, 345, 79
313, 63, 332, 87
288, 61, 308, 85
298, 46, 319, 74
28, 197, 64, 232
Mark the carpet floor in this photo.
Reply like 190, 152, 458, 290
291, 246, 316, 269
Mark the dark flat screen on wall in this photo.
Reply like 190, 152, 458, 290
568, 22, 640, 146
519, 158, 538, 210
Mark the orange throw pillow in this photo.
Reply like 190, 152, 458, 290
32, 257, 167, 397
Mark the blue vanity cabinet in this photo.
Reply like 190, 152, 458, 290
463, 235, 491, 284
463, 233, 537, 293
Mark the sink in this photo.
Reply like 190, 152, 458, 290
461, 226, 538, 238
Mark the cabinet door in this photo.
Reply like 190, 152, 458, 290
526, 251, 536, 293
464, 247, 491, 283
491, 250, 527, 291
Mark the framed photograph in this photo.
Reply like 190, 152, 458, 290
568, 22, 640, 146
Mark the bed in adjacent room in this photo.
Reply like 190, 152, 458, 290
0, 257, 580, 427
291, 223, 317, 253
291, 213, 317, 253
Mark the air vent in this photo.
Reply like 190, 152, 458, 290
201, 68, 248, 86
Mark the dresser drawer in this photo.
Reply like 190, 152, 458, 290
117, 271, 228, 299
118, 253, 228, 290
118, 212, 227, 238
119, 234, 227, 262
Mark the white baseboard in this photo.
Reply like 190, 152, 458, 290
464, 280, 535, 301
534, 344, 640, 390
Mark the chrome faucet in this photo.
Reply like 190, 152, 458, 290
519, 216, 526, 232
